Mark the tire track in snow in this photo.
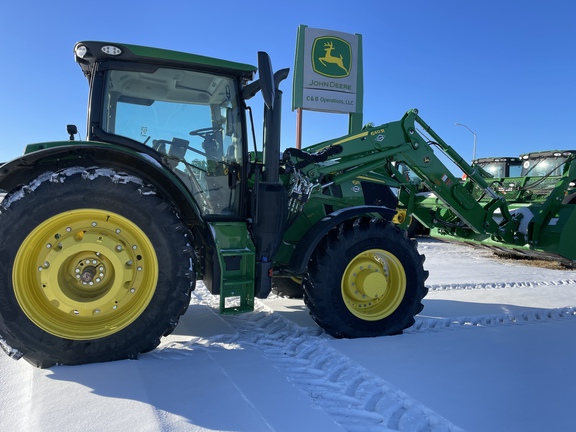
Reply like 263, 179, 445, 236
409, 306, 576, 334
152, 280, 576, 431
417, 279, 576, 334
153, 287, 465, 432
427, 279, 576, 292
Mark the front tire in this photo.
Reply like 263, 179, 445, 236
303, 217, 428, 338
0, 167, 194, 367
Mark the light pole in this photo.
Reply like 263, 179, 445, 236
455, 123, 477, 161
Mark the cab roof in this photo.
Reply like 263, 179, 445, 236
519, 150, 576, 160
74, 41, 257, 82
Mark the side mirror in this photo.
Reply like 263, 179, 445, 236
257, 51, 275, 110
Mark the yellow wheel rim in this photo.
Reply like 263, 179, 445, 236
341, 249, 406, 321
13, 209, 158, 340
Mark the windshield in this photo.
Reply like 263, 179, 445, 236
521, 157, 569, 177
478, 161, 522, 178
101, 67, 244, 216
480, 162, 508, 178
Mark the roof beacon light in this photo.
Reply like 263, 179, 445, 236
101, 45, 122, 56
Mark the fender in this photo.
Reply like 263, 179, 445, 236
288, 205, 397, 275
0, 141, 204, 224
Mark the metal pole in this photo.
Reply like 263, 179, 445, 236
296, 108, 303, 149
455, 122, 477, 161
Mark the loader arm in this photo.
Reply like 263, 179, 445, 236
283, 109, 519, 242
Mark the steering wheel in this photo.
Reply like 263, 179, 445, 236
189, 126, 221, 138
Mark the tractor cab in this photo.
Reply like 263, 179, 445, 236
74, 41, 256, 218
472, 157, 522, 178
71, 41, 289, 306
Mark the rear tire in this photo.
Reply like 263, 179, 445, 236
0, 167, 194, 367
303, 217, 428, 338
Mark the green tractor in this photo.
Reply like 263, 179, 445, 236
0, 42, 424, 367
5, 42, 573, 368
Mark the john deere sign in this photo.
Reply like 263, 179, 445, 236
293, 26, 362, 114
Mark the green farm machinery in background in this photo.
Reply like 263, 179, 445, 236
408, 149, 576, 264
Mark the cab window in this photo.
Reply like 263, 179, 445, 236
101, 67, 243, 216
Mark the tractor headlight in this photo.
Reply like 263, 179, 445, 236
101, 45, 122, 56
75, 45, 88, 59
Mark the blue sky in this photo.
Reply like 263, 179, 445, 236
1, 0, 574, 164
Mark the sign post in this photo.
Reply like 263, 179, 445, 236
293, 25, 363, 148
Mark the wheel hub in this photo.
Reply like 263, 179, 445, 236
349, 257, 388, 299
72, 255, 109, 287
80, 266, 96, 284
359, 270, 387, 299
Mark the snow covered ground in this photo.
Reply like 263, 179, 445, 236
1, 238, 576, 432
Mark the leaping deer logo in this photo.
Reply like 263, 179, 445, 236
312, 37, 351, 78
318, 41, 349, 75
